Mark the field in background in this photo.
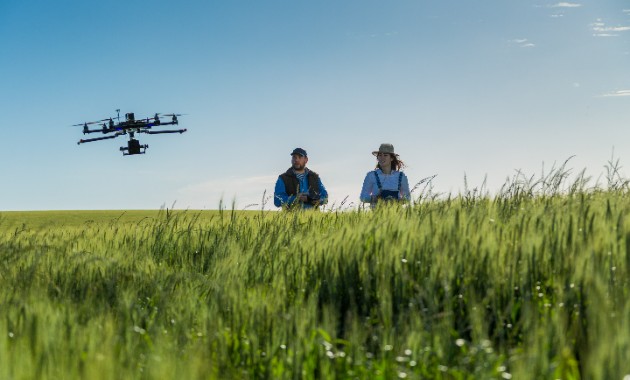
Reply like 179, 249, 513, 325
0, 210, 216, 229
2, 177, 630, 378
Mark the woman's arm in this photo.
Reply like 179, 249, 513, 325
360, 172, 377, 203
400, 172, 411, 200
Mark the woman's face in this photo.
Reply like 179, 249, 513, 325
377, 152, 392, 169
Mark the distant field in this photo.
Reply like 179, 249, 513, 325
1, 210, 158, 228
0, 209, 226, 229
1, 190, 630, 379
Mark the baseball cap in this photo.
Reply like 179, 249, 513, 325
290, 148, 307, 157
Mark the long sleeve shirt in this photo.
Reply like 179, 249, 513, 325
360, 169, 410, 203
274, 169, 328, 209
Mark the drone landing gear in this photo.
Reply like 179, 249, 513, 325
120, 133, 148, 155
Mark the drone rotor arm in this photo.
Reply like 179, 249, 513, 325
77, 132, 123, 144
154, 120, 178, 126
141, 128, 187, 135
82, 127, 111, 134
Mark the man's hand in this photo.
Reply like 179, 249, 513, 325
298, 194, 308, 203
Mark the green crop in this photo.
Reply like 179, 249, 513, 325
1, 182, 630, 378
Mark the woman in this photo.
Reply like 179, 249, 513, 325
360, 143, 411, 206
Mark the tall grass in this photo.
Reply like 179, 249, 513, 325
1, 164, 630, 379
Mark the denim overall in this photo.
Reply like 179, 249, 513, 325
374, 171, 402, 202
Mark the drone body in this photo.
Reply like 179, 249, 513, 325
73, 110, 187, 155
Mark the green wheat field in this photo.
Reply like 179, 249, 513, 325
1, 166, 630, 379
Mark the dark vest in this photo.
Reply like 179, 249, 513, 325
279, 168, 321, 204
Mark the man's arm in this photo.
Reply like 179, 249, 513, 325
274, 177, 296, 207
315, 177, 328, 205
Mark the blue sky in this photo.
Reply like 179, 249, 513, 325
1, 0, 629, 210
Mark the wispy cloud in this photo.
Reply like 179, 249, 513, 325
594, 25, 630, 32
549, 2, 582, 8
539, 3, 581, 18
509, 38, 536, 48
177, 174, 278, 209
591, 19, 630, 37
601, 90, 630, 97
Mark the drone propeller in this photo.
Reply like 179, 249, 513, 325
71, 121, 97, 127
150, 113, 184, 124
71, 118, 112, 127
132, 113, 169, 123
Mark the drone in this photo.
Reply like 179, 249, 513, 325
73, 109, 187, 155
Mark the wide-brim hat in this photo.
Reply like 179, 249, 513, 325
372, 143, 398, 157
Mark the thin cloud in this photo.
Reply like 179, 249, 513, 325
509, 38, 536, 48
549, 2, 582, 8
543, 2, 581, 18
601, 90, 630, 97
594, 26, 630, 32
591, 19, 630, 37
177, 174, 278, 209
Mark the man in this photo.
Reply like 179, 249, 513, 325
274, 148, 328, 210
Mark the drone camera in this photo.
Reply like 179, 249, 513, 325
129, 138, 141, 154
121, 138, 148, 155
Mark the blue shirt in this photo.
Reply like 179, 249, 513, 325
274, 169, 328, 209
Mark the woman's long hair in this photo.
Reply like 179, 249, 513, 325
376, 154, 406, 172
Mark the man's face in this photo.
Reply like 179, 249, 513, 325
292, 154, 308, 170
